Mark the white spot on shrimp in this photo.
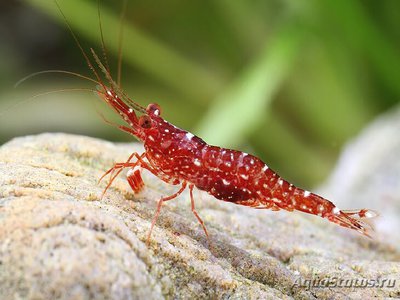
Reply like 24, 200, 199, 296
222, 179, 230, 185
128, 108, 133, 113
185, 132, 194, 140
243, 152, 248, 157
154, 109, 160, 116
263, 183, 268, 189
194, 159, 201, 166
333, 207, 340, 215
225, 161, 232, 167
302, 205, 307, 210
318, 205, 325, 212
107, 90, 112, 96
240, 174, 249, 180
278, 179, 283, 186
262, 165, 269, 172
165, 129, 169, 133
304, 190, 311, 197
250, 159, 254, 165
148, 136, 155, 142
364, 210, 376, 218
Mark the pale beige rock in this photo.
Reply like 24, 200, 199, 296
0, 133, 399, 299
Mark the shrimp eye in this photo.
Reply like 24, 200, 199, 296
146, 103, 161, 116
139, 115, 152, 128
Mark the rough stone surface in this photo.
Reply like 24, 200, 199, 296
0, 129, 399, 299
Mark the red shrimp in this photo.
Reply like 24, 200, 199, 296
54, 2, 377, 243
98, 93, 377, 241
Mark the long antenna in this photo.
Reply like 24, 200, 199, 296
15, 70, 100, 88
54, 0, 106, 90
0, 88, 99, 117
55, 1, 146, 115
97, 0, 111, 77
90, 48, 146, 113
117, 0, 128, 87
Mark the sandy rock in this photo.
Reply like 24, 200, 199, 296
0, 132, 399, 299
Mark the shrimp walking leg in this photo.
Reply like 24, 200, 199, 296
189, 184, 209, 238
147, 181, 187, 244
99, 152, 141, 183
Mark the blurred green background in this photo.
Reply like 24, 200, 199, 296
0, 0, 399, 188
